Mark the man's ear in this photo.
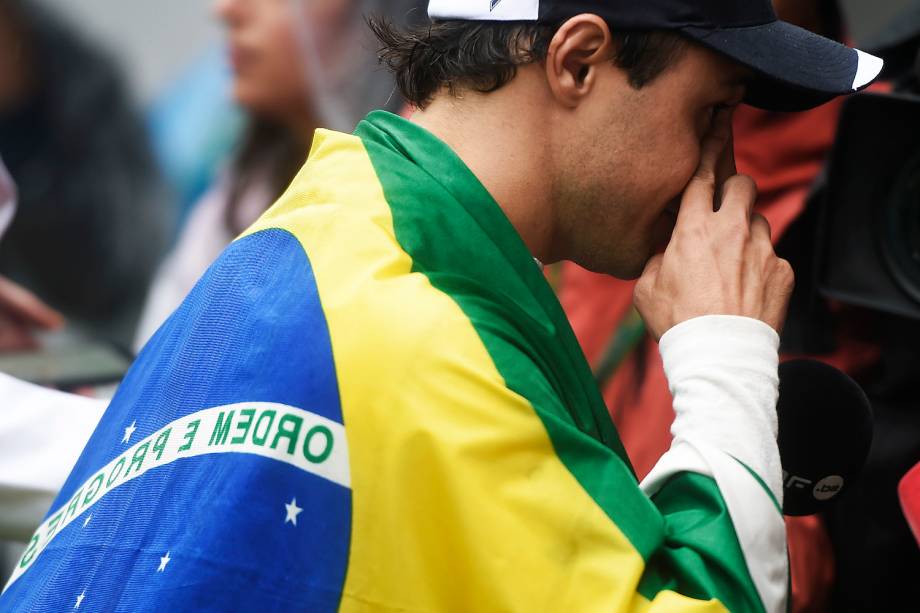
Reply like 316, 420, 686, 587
545, 14, 615, 108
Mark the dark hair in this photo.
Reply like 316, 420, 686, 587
369, 17, 686, 108
224, 117, 307, 235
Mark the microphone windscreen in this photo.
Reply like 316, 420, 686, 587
777, 359, 873, 516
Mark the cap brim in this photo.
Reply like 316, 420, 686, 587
681, 21, 884, 112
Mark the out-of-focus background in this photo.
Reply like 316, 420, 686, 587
37, 0, 221, 104
18, 0, 907, 111
0, 0, 419, 366
36, 0, 916, 105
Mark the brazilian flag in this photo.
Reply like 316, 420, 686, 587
1, 112, 786, 612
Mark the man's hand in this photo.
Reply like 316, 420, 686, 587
0, 276, 64, 351
634, 109, 794, 340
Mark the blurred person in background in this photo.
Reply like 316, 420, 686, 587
133, 0, 419, 348
0, 0, 171, 349
0, 0, 419, 544
145, 45, 246, 228
0, 157, 62, 352
0, 156, 106, 564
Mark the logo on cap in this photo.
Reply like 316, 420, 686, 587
490, 0, 502, 11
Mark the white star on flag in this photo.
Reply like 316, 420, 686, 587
74, 590, 86, 609
284, 497, 303, 526
83, 514, 92, 528
122, 420, 137, 444
157, 551, 171, 572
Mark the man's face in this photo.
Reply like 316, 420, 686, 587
550, 43, 747, 278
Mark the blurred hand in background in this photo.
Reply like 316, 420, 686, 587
0, 275, 63, 352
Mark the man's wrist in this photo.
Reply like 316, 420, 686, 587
659, 314, 783, 499
660, 315, 780, 374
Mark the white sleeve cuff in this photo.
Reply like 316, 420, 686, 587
659, 315, 782, 500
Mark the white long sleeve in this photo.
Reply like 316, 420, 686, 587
641, 315, 787, 613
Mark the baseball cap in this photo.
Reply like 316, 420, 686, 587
427, 0, 884, 111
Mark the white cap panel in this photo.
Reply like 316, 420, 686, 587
428, 0, 539, 21
852, 49, 885, 91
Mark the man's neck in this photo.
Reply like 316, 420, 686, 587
410, 73, 557, 262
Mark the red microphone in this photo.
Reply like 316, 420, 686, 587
899, 462, 920, 547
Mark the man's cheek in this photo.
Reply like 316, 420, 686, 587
673, 150, 702, 196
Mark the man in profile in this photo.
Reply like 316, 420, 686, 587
556, 1, 862, 608
1, 1, 881, 611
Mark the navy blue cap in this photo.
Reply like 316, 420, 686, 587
428, 0, 884, 111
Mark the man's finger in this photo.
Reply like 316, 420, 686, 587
678, 108, 734, 221
717, 174, 758, 223
762, 257, 795, 333
641, 253, 664, 277
714, 118, 737, 209
716, 116, 737, 185
751, 213, 772, 242
634, 254, 664, 303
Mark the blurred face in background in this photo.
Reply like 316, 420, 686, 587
214, 0, 351, 124
0, 1, 33, 112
